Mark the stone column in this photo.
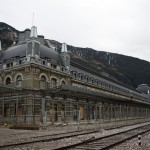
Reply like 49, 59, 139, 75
9, 92, 12, 124
51, 94, 55, 124
99, 102, 102, 121
101, 102, 104, 122
95, 101, 97, 121
16, 94, 18, 124
86, 99, 90, 121
64, 96, 67, 121
2, 93, 5, 124
41, 92, 46, 128
114, 104, 117, 120
76, 98, 79, 121
110, 103, 113, 121
24, 92, 27, 123
146, 108, 148, 118
33, 93, 35, 126
112, 104, 115, 120
126, 105, 129, 119
118, 104, 123, 120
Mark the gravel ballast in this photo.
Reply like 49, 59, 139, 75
0, 122, 150, 150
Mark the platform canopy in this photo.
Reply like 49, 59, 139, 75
49, 84, 129, 102
0, 84, 150, 105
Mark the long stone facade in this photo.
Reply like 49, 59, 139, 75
0, 26, 150, 127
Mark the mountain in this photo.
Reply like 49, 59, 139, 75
0, 22, 150, 88
0, 22, 19, 49
47, 41, 150, 88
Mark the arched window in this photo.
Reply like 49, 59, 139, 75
16, 75, 22, 87
6, 77, 11, 85
41, 75, 46, 82
61, 81, 65, 85
40, 75, 46, 89
51, 78, 57, 88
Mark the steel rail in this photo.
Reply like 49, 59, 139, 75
54, 124, 150, 150
0, 129, 100, 149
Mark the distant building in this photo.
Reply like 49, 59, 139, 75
136, 84, 150, 95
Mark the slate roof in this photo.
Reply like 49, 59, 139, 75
1, 43, 63, 65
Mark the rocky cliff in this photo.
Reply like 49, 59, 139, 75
0, 22, 19, 49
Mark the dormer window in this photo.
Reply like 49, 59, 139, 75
6, 64, 10, 68
27, 41, 32, 56
96, 80, 99, 85
81, 75, 83, 81
43, 61, 45, 65
87, 77, 89, 82
34, 42, 40, 57
19, 60, 22, 65
26, 41, 40, 57
92, 79, 94, 84
51, 64, 57, 69
61, 66, 64, 72
74, 72, 77, 78
6, 62, 13, 68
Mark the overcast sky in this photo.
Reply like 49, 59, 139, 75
1, 0, 150, 61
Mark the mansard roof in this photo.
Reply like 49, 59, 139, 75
2, 43, 26, 60
1, 42, 63, 65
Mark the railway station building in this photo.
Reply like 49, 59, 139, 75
0, 26, 150, 128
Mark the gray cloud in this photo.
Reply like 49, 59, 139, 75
1, 0, 150, 61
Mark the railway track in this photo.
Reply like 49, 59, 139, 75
1, 123, 150, 149
0, 129, 100, 149
54, 124, 150, 150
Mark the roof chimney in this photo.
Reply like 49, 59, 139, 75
38, 35, 44, 44
61, 43, 67, 53
25, 29, 31, 41
30, 26, 38, 38
18, 31, 25, 44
